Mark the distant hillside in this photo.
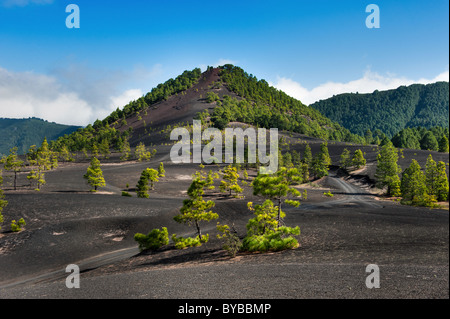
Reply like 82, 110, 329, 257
0, 118, 81, 155
310, 82, 449, 138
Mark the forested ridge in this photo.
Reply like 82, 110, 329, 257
212, 65, 364, 143
310, 81, 449, 138
0, 118, 80, 156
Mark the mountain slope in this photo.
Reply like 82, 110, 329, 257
52, 66, 366, 154
310, 82, 449, 138
0, 118, 80, 155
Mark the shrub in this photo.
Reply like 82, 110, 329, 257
241, 226, 300, 252
242, 200, 300, 253
134, 227, 169, 251
171, 234, 209, 249
323, 191, 334, 197
121, 191, 132, 197
205, 92, 220, 103
11, 218, 26, 232
217, 223, 242, 257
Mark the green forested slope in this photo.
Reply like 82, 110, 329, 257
310, 82, 449, 138
213, 65, 363, 143
0, 118, 80, 155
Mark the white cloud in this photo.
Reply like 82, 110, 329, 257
0, 65, 152, 126
270, 68, 450, 105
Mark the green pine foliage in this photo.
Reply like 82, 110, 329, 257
0, 169, 7, 230
0, 117, 80, 156
375, 142, 402, 197
219, 165, 243, 197
136, 168, 159, 198
213, 65, 364, 143
311, 142, 331, 178
83, 157, 106, 192
158, 162, 165, 177
241, 200, 300, 253
435, 161, 449, 201
10, 218, 26, 232
424, 155, 449, 202
2, 147, 24, 191
425, 155, 439, 197
216, 223, 242, 257
312, 82, 449, 138
26, 138, 53, 191
135, 142, 154, 162
392, 126, 449, 151
400, 159, 437, 207
134, 227, 169, 251
340, 148, 351, 171
439, 135, 449, 153
352, 149, 366, 170
303, 144, 312, 166
252, 167, 305, 227
173, 173, 218, 241
205, 91, 220, 103
420, 131, 439, 151
171, 234, 209, 249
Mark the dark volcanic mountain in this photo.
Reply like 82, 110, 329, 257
53, 65, 365, 153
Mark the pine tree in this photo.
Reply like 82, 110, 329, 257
438, 136, 449, 153
0, 169, 7, 230
51, 151, 59, 169
365, 129, 373, 145
38, 138, 52, 171
3, 147, 24, 191
59, 145, 73, 162
120, 138, 131, 161
158, 162, 165, 177
420, 132, 439, 151
242, 200, 300, 252
312, 142, 331, 178
352, 149, 366, 170
99, 139, 110, 159
252, 167, 305, 227
375, 142, 402, 196
147, 168, 159, 190
425, 154, 438, 197
135, 142, 152, 161
299, 162, 309, 182
136, 168, 159, 198
205, 170, 218, 191
27, 139, 52, 191
283, 153, 293, 168
84, 157, 106, 192
220, 165, 243, 197
302, 144, 312, 166
174, 174, 218, 239
340, 148, 351, 171
401, 159, 435, 206
435, 161, 449, 201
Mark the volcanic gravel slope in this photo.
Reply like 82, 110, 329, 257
0, 140, 448, 299
0, 67, 448, 299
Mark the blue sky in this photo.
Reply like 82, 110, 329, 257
0, 0, 448, 125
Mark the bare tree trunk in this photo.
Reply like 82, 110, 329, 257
195, 220, 202, 238
277, 197, 282, 228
